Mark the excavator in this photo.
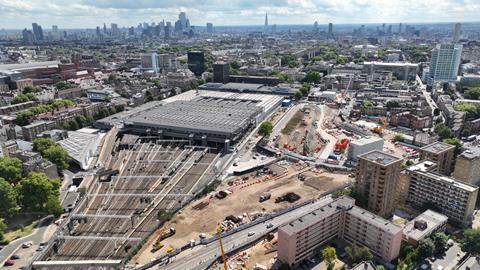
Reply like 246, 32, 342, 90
371, 117, 388, 135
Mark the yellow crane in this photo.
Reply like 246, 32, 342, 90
217, 225, 228, 270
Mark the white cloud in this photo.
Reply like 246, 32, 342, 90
0, 0, 477, 29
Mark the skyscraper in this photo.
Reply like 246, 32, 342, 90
22, 29, 34, 44
399, 23, 403, 34
264, 12, 268, 33
52, 25, 59, 40
179, 12, 187, 28
32, 23, 44, 42
111, 23, 119, 37
328, 22, 333, 37
453, 23, 462, 43
206, 23, 213, 33
428, 44, 463, 86
355, 150, 403, 217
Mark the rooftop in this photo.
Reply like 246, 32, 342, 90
407, 161, 479, 192
457, 256, 480, 270
0, 61, 60, 73
128, 96, 261, 136
420, 142, 455, 154
403, 210, 448, 242
459, 147, 480, 160
351, 261, 377, 270
358, 150, 403, 166
351, 136, 384, 146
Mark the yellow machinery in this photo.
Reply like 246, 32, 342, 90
371, 117, 388, 134
217, 226, 228, 270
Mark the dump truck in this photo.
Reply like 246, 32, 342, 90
159, 227, 176, 241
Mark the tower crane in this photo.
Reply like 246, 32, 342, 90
217, 225, 228, 270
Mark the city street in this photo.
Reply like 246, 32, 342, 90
160, 196, 335, 270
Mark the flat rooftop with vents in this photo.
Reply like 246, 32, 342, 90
359, 150, 403, 166
126, 96, 262, 143
420, 141, 455, 154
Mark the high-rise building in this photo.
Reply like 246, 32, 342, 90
277, 196, 403, 268
22, 29, 34, 44
179, 12, 187, 28
32, 23, 44, 42
355, 150, 403, 217
427, 44, 463, 86
419, 141, 455, 175
187, 51, 205, 76
103, 23, 107, 34
213, 62, 230, 83
453, 147, 480, 185
206, 23, 213, 33
399, 161, 478, 227
453, 23, 462, 43
95, 26, 102, 37
111, 23, 119, 37
399, 23, 403, 34
264, 12, 268, 33
141, 53, 160, 73
52, 25, 59, 40
328, 22, 333, 37
313, 21, 318, 32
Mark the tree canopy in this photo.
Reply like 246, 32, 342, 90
461, 228, 480, 255
464, 87, 480, 100
258, 121, 273, 136
322, 246, 337, 269
303, 71, 322, 84
16, 172, 61, 214
0, 157, 23, 184
33, 138, 71, 173
0, 178, 18, 218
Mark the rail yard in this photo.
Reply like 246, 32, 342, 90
33, 134, 220, 269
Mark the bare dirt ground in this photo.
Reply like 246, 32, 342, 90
132, 163, 351, 266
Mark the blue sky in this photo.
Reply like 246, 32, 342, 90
0, 0, 478, 29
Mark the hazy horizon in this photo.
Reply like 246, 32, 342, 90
0, 0, 478, 29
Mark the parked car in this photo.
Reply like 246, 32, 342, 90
4, 260, 15, 266
248, 231, 256, 237
21, 241, 33, 248
10, 254, 20, 260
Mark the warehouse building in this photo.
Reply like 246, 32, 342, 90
122, 90, 283, 146
277, 196, 402, 268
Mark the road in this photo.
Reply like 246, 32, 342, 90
160, 196, 335, 270
429, 242, 465, 270
317, 105, 336, 161
0, 223, 53, 267
416, 75, 438, 115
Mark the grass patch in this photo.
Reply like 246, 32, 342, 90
281, 111, 304, 135
3, 220, 39, 243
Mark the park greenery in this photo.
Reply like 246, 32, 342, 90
280, 54, 300, 68
463, 87, 480, 100
303, 71, 322, 84
0, 156, 63, 243
455, 102, 480, 120
258, 121, 273, 136
461, 228, 480, 254
55, 81, 77, 90
398, 232, 449, 269
15, 99, 76, 126
33, 138, 71, 173
11, 93, 38, 105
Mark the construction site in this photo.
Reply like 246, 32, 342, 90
32, 133, 222, 269
132, 160, 352, 268
277, 104, 325, 157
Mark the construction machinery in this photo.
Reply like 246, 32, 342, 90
334, 138, 350, 153
371, 117, 388, 134
217, 225, 228, 270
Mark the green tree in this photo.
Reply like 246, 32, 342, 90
464, 87, 480, 100
461, 228, 480, 255
258, 121, 273, 136
0, 157, 23, 184
45, 195, 63, 217
0, 218, 6, 242
394, 134, 405, 142
418, 238, 435, 259
443, 138, 462, 155
431, 232, 449, 255
303, 71, 322, 84
345, 245, 373, 264
33, 138, 56, 155
434, 123, 453, 140
294, 91, 303, 100
43, 145, 71, 173
0, 178, 18, 218
322, 246, 336, 269
16, 172, 61, 213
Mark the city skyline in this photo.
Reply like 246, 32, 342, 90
0, 0, 479, 29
